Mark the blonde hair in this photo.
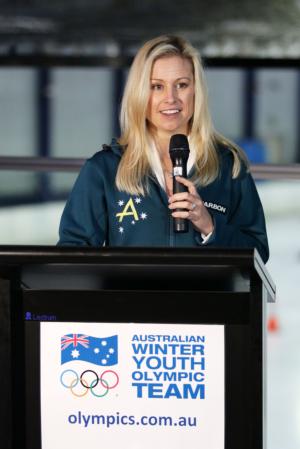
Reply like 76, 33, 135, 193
116, 35, 247, 195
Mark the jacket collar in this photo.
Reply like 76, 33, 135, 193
106, 138, 123, 157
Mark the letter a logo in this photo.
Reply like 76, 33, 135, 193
116, 198, 139, 223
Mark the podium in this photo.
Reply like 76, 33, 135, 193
0, 246, 275, 449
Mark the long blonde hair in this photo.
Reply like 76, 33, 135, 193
116, 35, 247, 195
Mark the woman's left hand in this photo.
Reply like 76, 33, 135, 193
168, 176, 214, 236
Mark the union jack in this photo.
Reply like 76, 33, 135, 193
61, 334, 89, 350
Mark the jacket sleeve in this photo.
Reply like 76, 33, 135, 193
203, 168, 269, 263
57, 157, 107, 246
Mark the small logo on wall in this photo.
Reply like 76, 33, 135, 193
60, 334, 119, 397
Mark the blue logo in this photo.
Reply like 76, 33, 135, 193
61, 334, 118, 366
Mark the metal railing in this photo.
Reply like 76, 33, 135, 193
0, 156, 300, 180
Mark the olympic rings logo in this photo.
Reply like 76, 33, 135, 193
60, 369, 119, 397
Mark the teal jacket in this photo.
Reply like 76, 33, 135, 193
58, 139, 269, 263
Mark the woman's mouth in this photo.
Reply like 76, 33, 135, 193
160, 109, 181, 115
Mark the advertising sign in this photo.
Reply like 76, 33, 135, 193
40, 322, 224, 449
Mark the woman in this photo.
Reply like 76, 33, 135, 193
58, 35, 269, 263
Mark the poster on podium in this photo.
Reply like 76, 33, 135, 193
40, 322, 224, 449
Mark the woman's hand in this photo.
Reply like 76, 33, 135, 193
168, 176, 214, 236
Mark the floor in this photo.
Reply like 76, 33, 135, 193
266, 215, 300, 449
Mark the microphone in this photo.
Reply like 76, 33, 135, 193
169, 134, 190, 233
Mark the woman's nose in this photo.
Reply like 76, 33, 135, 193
164, 86, 177, 102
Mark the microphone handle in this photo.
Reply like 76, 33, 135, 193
172, 166, 189, 233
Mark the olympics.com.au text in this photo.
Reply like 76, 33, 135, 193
67, 411, 198, 428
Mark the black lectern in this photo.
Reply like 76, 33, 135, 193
0, 246, 275, 449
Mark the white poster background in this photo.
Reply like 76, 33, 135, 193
40, 322, 224, 449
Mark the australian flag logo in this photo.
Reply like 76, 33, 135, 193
61, 334, 118, 366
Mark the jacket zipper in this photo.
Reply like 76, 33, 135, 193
150, 175, 174, 247
169, 215, 174, 247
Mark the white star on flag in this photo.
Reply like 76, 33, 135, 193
71, 349, 80, 358
140, 212, 147, 220
118, 200, 124, 206
134, 197, 141, 204
131, 220, 136, 225
119, 227, 124, 234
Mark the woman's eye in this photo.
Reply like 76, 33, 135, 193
151, 84, 163, 90
176, 82, 188, 89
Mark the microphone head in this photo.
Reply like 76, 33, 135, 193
169, 134, 190, 165
169, 134, 189, 151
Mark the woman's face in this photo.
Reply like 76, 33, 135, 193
146, 55, 195, 139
